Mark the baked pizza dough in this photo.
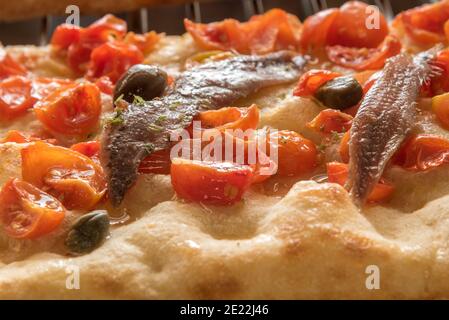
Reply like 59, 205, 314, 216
2, 2, 449, 299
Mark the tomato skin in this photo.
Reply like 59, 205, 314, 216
293, 70, 342, 97
432, 92, 449, 129
196, 104, 259, 132
0, 50, 27, 80
124, 31, 160, 55
427, 49, 449, 95
339, 130, 350, 163
171, 158, 253, 205
307, 109, 353, 135
51, 24, 81, 49
0, 76, 36, 120
86, 41, 144, 83
326, 35, 402, 71
394, 134, 449, 171
0, 178, 65, 239
34, 82, 101, 137
185, 9, 302, 54
21, 142, 106, 210
300, 9, 339, 53
326, 162, 394, 203
139, 148, 172, 174
268, 130, 317, 177
327, 1, 388, 49
94, 76, 114, 95
394, 0, 449, 47
70, 141, 101, 159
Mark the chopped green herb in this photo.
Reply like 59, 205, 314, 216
109, 109, 124, 126
331, 131, 340, 142
156, 115, 168, 124
114, 93, 124, 106
148, 123, 164, 132
317, 144, 326, 153
169, 102, 181, 111
143, 143, 155, 154
133, 95, 146, 105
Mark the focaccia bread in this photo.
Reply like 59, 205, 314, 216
2, 1, 449, 299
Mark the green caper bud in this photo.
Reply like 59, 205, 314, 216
114, 64, 168, 104
65, 210, 110, 255
314, 76, 363, 110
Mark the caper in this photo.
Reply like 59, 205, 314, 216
113, 64, 168, 104
65, 210, 110, 255
314, 76, 363, 110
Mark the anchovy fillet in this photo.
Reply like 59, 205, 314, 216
347, 47, 441, 205
102, 51, 306, 206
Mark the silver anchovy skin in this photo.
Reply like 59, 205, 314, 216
347, 46, 442, 205
102, 51, 307, 206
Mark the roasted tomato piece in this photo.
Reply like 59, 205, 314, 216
326, 35, 402, 71
34, 82, 101, 137
185, 9, 301, 54
339, 130, 350, 163
0, 49, 27, 80
2, 130, 58, 144
293, 70, 342, 97
393, 0, 449, 47
139, 148, 172, 174
301, 1, 388, 53
394, 134, 449, 171
427, 49, 449, 95
327, 1, 388, 49
70, 141, 101, 159
326, 162, 394, 203
432, 92, 449, 129
21, 142, 107, 210
86, 41, 144, 83
267, 130, 317, 176
307, 109, 353, 135
171, 158, 253, 205
0, 76, 36, 120
0, 178, 65, 239
124, 31, 160, 55
94, 76, 114, 95
300, 9, 339, 53
196, 104, 260, 132
51, 15, 127, 73
51, 24, 81, 49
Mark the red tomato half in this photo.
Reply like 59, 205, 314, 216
307, 109, 353, 135
0, 178, 65, 239
326, 35, 402, 71
0, 76, 36, 120
326, 162, 394, 203
34, 82, 101, 136
0, 50, 27, 80
171, 159, 254, 205
293, 70, 342, 97
86, 41, 144, 83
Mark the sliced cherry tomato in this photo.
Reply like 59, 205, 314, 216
196, 104, 260, 132
1, 130, 58, 144
327, 1, 388, 49
300, 8, 339, 53
50, 24, 81, 49
171, 158, 253, 205
70, 140, 101, 159
432, 92, 449, 129
124, 31, 160, 55
34, 82, 101, 136
0, 49, 27, 80
339, 130, 350, 163
0, 76, 36, 120
0, 178, 65, 239
394, 134, 449, 171
51, 15, 127, 73
426, 49, 449, 96
393, 0, 449, 47
326, 162, 394, 203
21, 142, 106, 210
86, 41, 144, 83
326, 35, 402, 71
267, 130, 317, 176
307, 109, 353, 135
185, 9, 302, 54
293, 70, 342, 97
94, 76, 114, 95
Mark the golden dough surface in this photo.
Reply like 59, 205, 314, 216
1, 34, 449, 299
